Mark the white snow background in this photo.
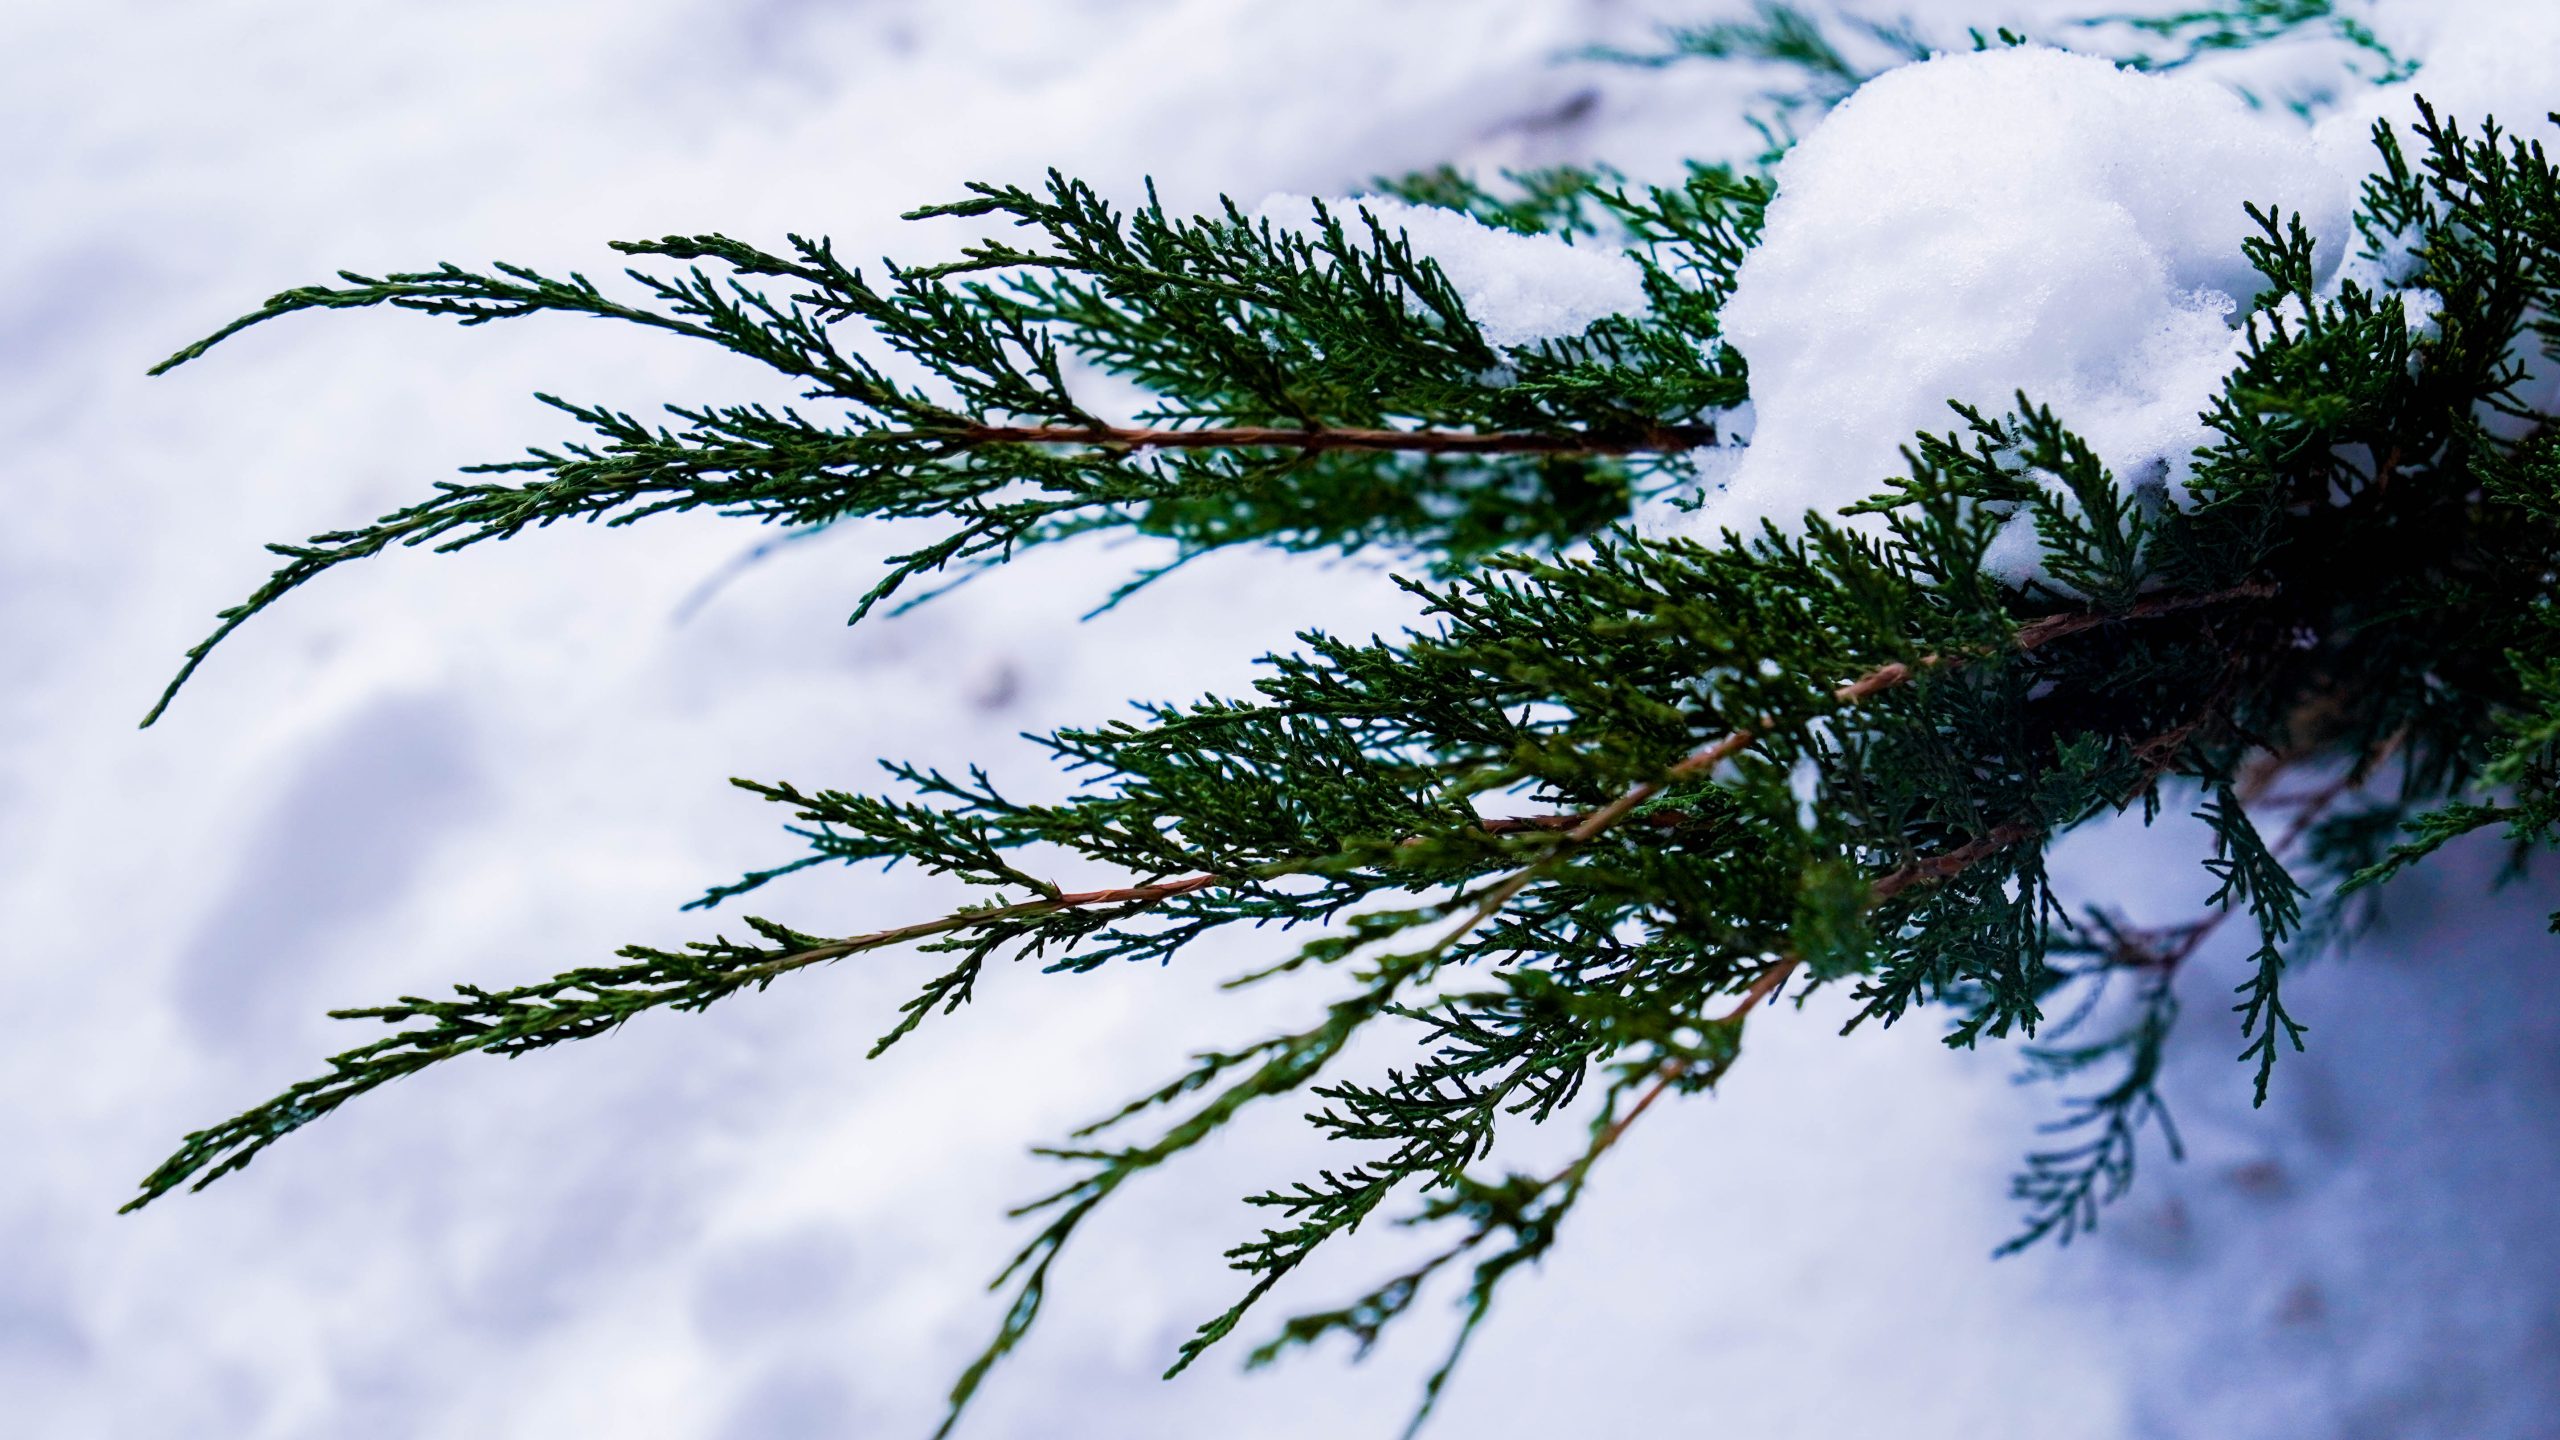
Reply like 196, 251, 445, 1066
2, 2, 2554, 1437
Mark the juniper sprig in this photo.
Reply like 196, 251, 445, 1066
125, 45, 2560, 1438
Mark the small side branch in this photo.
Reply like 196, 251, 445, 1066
126, 579, 2278, 1217
1424, 577, 2280, 959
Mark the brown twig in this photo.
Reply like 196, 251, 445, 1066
2009, 578, 2282, 650
715, 873, 1224, 984
1472, 811, 1690, 836
957, 421, 1720, 457
1561, 959, 1806, 1186
1871, 821, 2043, 902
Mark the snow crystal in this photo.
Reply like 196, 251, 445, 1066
1255, 192, 1649, 350
1667, 47, 2352, 569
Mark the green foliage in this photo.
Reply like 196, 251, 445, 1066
1586, 1, 1928, 97
2197, 786, 2310, 1102
2001, 953, 2182, 1254
125, 38, 2560, 1440
1581, 0, 2407, 142
1582, 3, 1931, 160
1586, 1, 2412, 130
138, 170, 1758, 725
2087, 1, 2416, 85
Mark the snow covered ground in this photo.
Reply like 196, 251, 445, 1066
1, 1, 2552, 1436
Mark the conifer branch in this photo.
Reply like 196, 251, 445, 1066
121, 873, 1225, 1210
140, 168, 1764, 722
1426, 577, 2280, 959
1277, 804, 2049, 1439
121, 93, 2560, 1438
126, 573, 2282, 1216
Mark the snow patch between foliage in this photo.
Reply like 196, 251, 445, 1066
1256, 192, 1649, 350
2322, 1, 2560, 433
1673, 47, 2353, 566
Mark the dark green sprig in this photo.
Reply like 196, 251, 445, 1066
127, 96, 2560, 1437
143, 176, 1754, 725
2002, 959, 2184, 1254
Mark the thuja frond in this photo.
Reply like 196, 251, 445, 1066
2197, 787, 2313, 1101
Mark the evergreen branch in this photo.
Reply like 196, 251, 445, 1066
120, 874, 1222, 1211
136, 555, 2257, 1218
1257, 815, 2041, 1440
124, 514, 2290, 1422
138, 184, 1741, 725
121, 97, 2560, 1440
2002, 730, 2399, 1251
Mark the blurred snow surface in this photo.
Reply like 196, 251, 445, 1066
0, 1, 2552, 1437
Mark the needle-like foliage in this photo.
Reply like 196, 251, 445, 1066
122, 32, 2560, 1440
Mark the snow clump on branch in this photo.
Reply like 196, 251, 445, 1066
2321, 1, 2560, 434
1673, 46, 2353, 574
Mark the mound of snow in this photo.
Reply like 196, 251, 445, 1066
1674, 46, 2353, 561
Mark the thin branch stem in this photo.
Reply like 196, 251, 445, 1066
955, 421, 1721, 456
1583, 957, 1799, 1154
704, 874, 1224, 989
